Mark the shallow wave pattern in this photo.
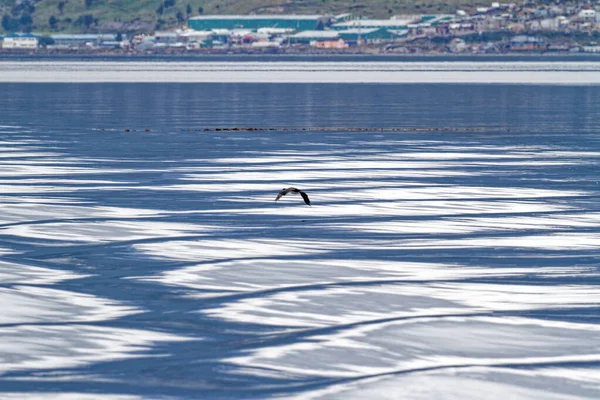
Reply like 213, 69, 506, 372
0, 82, 599, 398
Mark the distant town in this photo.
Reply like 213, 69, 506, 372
2, 1, 600, 55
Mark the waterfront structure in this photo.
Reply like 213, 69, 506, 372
579, 9, 596, 20
251, 40, 281, 48
154, 31, 179, 44
332, 15, 453, 31
333, 13, 359, 23
50, 34, 125, 48
188, 15, 324, 31
51, 34, 101, 47
582, 45, 600, 53
315, 39, 348, 49
178, 29, 213, 43
289, 28, 398, 46
257, 27, 295, 35
289, 30, 340, 44
510, 35, 547, 51
2, 33, 38, 49
338, 28, 398, 43
332, 18, 416, 30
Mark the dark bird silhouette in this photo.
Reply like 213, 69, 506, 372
275, 187, 311, 206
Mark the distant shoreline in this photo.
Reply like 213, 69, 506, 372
3, 57, 600, 84
1, 48, 600, 61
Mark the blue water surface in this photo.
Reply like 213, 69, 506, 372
0, 82, 599, 399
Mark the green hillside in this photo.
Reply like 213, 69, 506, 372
1, 0, 493, 34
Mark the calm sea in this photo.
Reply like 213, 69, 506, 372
0, 60, 599, 399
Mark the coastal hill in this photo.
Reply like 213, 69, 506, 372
2, 0, 494, 34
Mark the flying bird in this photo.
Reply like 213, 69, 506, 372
275, 187, 311, 206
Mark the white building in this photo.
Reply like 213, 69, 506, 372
2, 34, 38, 49
178, 29, 213, 42
257, 27, 294, 35
290, 30, 340, 44
582, 45, 600, 53
332, 17, 417, 30
251, 41, 281, 48
579, 9, 596, 20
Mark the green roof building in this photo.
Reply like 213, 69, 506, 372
338, 28, 397, 41
289, 30, 340, 44
188, 15, 324, 31
331, 15, 454, 30
331, 18, 414, 30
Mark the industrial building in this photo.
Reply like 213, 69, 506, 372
331, 18, 416, 30
290, 28, 400, 46
50, 34, 125, 48
331, 15, 453, 30
289, 30, 340, 44
1, 33, 38, 49
188, 15, 325, 31
338, 28, 398, 42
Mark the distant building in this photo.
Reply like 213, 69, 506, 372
155, 31, 179, 45
134, 36, 156, 50
151, 30, 214, 48
257, 27, 294, 35
579, 9, 596, 20
582, 45, 600, 53
50, 34, 126, 48
289, 30, 340, 44
448, 38, 469, 53
2, 33, 38, 49
332, 15, 453, 31
338, 28, 398, 44
178, 30, 213, 43
547, 44, 571, 52
289, 28, 398, 46
251, 40, 281, 48
315, 39, 348, 49
510, 35, 546, 51
188, 15, 324, 31
332, 17, 416, 30
333, 13, 359, 24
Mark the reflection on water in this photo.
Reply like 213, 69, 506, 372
0, 82, 599, 398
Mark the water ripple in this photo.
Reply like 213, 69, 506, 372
0, 82, 598, 398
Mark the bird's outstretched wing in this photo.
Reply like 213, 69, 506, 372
275, 191, 285, 201
300, 191, 311, 206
